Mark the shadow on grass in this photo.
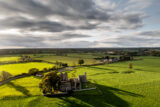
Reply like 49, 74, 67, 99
0, 96, 30, 100
86, 66, 118, 73
56, 84, 144, 107
108, 71, 119, 74
90, 72, 106, 76
7, 82, 31, 96
0, 83, 144, 107
28, 97, 41, 107
122, 70, 135, 74
134, 68, 142, 71
107, 65, 127, 69
134, 68, 156, 73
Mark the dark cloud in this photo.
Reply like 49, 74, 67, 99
115, 12, 145, 29
0, 34, 47, 47
44, 33, 91, 41
0, 33, 93, 48
0, 16, 99, 32
138, 30, 160, 37
57, 33, 91, 40
49, 41, 98, 48
38, 0, 110, 20
0, 0, 52, 17
0, 0, 110, 20
103, 31, 160, 47
0, 0, 145, 32
0, 17, 74, 32
123, 13, 144, 29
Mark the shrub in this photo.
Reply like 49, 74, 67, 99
49, 66, 56, 70
78, 59, 84, 65
129, 63, 133, 69
62, 63, 68, 67
0, 71, 12, 81
42, 68, 48, 72
28, 68, 39, 75
21, 73, 27, 75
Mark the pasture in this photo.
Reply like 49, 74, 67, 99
35, 55, 100, 66
0, 56, 20, 63
0, 56, 160, 107
0, 62, 54, 76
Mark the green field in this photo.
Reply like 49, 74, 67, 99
0, 62, 54, 76
35, 55, 100, 66
0, 56, 160, 107
0, 56, 20, 63
0, 77, 41, 97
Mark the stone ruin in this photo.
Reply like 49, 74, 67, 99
59, 72, 87, 92
79, 72, 87, 82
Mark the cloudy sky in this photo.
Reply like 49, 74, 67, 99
0, 0, 159, 48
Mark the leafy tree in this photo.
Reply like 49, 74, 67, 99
39, 71, 60, 94
62, 63, 68, 67
105, 56, 110, 59
49, 66, 56, 70
0, 71, 12, 81
120, 56, 132, 61
129, 63, 133, 69
28, 68, 39, 75
19, 55, 33, 62
78, 59, 84, 65
151, 50, 160, 56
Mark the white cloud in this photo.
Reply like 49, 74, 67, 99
94, 0, 117, 10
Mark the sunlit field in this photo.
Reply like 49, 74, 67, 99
0, 62, 54, 76
0, 77, 41, 97
0, 56, 160, 107
0, 57, 20, 63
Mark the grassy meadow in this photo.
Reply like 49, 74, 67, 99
34, 54, 100, 66
0, 56, 160, 107
0, 62, 54, 76
0, 56, 20, 63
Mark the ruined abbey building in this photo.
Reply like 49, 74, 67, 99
59, 72, 87, 92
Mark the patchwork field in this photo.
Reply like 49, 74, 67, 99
0, 62, 54, 76
0, 56, 160, 107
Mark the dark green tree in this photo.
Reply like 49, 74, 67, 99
39, 71, 60, 94
78, 59, 84, 65
129, 63, 133, 69
28, 68, 39, 75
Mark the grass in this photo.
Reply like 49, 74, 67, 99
67, 53, 106, 58
35, 55, 100, 66
0, 62, 54, 76
0, 76, 41, 96
0, 56, 160, 107
0, 56, 20, 63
